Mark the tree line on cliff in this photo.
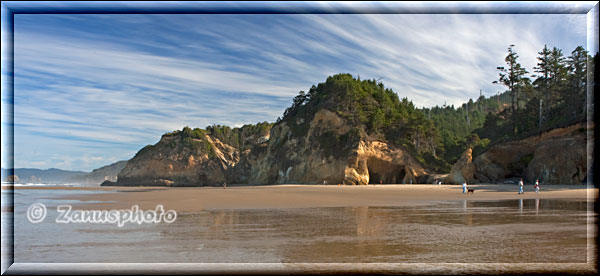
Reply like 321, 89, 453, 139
421, 45, 594, 171
161, 44, 594, 174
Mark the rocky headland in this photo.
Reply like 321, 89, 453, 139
102, 74, 590, 187
104, 74, 435, 186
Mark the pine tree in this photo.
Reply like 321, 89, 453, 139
568, 46, 588, 94
548, 47, 567, 107
533, 45, 552, 117
567, 46, 588, 118
493, 45, 529, 134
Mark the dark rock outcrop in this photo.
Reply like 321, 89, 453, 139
470, 123, 590, 184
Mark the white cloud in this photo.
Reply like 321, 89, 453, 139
297, 14, 586, 107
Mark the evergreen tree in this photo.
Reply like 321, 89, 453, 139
493, 45, 529, 134
567, 46, 588, 117
567, 46, 587, 94
548, 47, 568, 107
533, 45, 552, 122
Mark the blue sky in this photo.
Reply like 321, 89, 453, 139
1, 5, 592, 171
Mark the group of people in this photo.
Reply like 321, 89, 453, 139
462, 178, 540, 194
518, 178, 541, 194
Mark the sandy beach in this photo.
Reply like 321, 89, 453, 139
7, 184, 597, 213
4, 183, 597, 270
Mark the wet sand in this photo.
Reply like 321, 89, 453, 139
7, 184, 597, 212
4, 184, 597, 273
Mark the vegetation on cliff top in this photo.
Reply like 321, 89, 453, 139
421, 45, 593, 165
278, 73, 444, 170
422, 92, 511, 166
480, 45, 592, 142
135, 44, 594, 174
157, 122, 273, 155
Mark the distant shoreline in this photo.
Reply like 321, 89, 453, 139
8, 184, 594, 213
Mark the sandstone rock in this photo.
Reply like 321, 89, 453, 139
471, 123, 589, 184
250, 109, 357, 185
525, 129, 588, 184
116, 132, 239, 187
250, 109, 427, 185
113, 108, 430, 187
448, 148, 476, 184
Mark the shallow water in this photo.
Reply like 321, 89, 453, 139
3, 189, 596, 263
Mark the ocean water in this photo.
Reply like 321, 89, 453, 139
1, 187, 595, 264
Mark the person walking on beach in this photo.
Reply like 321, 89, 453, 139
518, 178, 524, 194
534, 179, 540, 193
462, 181, 467, 194
223, 182, 227, 189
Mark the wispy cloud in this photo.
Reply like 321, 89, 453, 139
4, 12, 588, 171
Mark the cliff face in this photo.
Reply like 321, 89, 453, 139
248, 109, 354, 184
248, 109, 426, 185
346, 140, 426, 185
107, 108, 428, 187
113, 131, 252, 187
470, 122, 590, 184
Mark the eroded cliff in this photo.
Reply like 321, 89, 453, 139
105, 108, 429, 186
104, 74, 435, 187
249, 109, 427, 185
449, 122, 591, 184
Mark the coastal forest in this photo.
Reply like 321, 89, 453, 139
424, 45, 593, 172
190, 44, 593, 174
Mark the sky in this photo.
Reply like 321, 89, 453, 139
0, 3, 593, 171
